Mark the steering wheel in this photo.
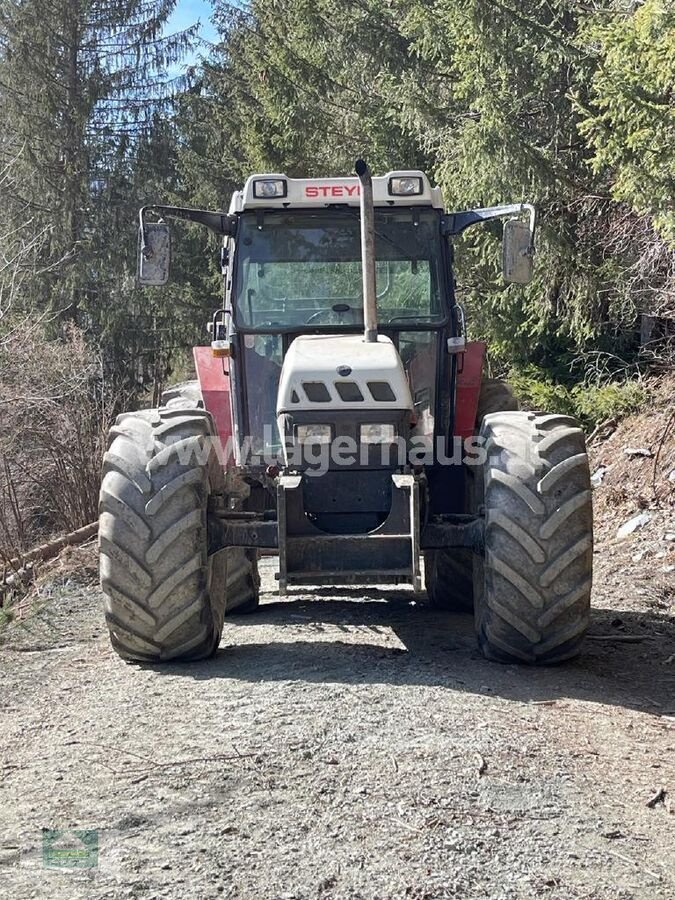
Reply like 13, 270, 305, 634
305, 303, 356, 325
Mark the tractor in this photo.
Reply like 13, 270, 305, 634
99, 161, 593, 665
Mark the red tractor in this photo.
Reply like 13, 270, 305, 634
99, 161, 593, 665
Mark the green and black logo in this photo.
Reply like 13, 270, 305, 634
42, 829, 98, 869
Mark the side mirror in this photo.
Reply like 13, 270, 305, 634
137, 222, 171, 286
502, 218, 534, 284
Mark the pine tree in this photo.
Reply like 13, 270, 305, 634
191, 0, 672, 373
0, 0, 197, 392
579, 0, 675, 245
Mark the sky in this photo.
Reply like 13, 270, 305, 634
166, 0, 219, 63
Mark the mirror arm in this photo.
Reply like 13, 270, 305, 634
139, 205, 237, 256
445, 203, 536, 248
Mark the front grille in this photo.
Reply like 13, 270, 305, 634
302, 381, 332, 402
367, 381, 396, 402
335, 381, 364, 402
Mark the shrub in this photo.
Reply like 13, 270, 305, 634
508, 365, 646, 431
571, 381, 646, 428
0, 322, 117, 567
507, 367, 577, 419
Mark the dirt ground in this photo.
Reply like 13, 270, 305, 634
1, 397, 674, 900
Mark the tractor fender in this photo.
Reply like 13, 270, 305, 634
193, 346, 234, 467
453, 341, 486, 440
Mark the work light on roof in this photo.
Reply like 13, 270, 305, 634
253, 178, 287, 199
389, 176, 423, 196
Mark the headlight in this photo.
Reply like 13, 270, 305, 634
253, 178, 287, 199
296, 424, 332, 444
361, 424, 396, 444
388, 176, 423, 196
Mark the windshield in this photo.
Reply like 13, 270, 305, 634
233, 208, 446, 329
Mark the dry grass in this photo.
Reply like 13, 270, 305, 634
590, 373, 675, 513
589, 373, 675, 619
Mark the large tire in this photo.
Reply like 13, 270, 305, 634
474, 411, 593, 665
99, 406, 258, 663
225, 549, 260, 615
425, 378, 518, 612
99, 408, 224, 662
425, 549, 474, 612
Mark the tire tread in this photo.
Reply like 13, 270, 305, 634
476, 411, 593, 664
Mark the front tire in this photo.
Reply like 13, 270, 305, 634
99, 408, 227, 662
474, 411, 593, 664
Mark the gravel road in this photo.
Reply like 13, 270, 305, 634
1, 547, 674, 900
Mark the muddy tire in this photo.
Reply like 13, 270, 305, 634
224, 549, 260, 615
160, 380, 204, 410
475, 378, 519, 416
99, 408, 226, 662
474, 411, 593, 665
425, 549, 474, 612
425, 378, 518, 612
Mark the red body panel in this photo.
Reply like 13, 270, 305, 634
193, 346, 234, 467
453, 341, 486, 440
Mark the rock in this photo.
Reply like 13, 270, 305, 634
664, 533, 675, 542
591, 466, 609, 488
669, 469, 675, 482
623, 447, 653, 458
616, 513, 652, 540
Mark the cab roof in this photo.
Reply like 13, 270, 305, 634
230, 171, 444, 213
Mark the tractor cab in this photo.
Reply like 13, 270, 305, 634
227, 176, 449, 465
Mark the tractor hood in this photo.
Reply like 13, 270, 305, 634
276, 334, 413, 415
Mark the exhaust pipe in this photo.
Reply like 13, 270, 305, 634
355, 159, 378, 343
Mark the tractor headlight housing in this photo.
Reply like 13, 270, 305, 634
388, 176, 423, 197
296, 424, 332, 445
253, 178, 287, 199
360, 424, 396, 444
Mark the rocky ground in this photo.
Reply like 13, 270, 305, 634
1, 387, 674, 900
